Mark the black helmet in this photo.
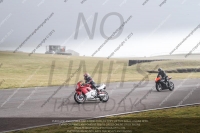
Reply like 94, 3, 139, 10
158, 68, 162, 72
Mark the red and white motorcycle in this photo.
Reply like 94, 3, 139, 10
74, 81, 109, 104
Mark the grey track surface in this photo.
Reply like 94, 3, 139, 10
0, 79, 200, 132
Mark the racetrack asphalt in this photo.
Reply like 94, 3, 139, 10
0, 79, 200, 132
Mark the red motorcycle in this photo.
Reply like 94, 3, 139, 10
155, 76, 174, 92
74, 81, 109, 104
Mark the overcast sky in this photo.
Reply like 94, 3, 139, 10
0, 0, 200, 57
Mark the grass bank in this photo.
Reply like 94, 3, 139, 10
0, 52, 200, 89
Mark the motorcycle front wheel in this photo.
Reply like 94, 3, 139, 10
74, 93, 86, 104
156, 83, 162, 92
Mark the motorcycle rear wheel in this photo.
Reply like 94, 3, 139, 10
100, 91, 109, 102
169, 82, 174, 91
74, 93, 86, 104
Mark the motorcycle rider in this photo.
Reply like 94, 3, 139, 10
83, 73, 98, 90
157, 68, 169, 87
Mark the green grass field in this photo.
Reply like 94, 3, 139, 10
1, 52, 200, 89
11, 105, 200, 133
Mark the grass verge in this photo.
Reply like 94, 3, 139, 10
11, 105, 200, 133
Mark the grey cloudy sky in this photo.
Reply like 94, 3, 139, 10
0, 0, 200, 57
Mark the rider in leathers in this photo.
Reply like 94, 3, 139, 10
157, 68, 169, 87
83, 73, 97, 90
83, 73, 100, 98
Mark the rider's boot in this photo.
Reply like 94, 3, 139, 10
96, 89, 100, 97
